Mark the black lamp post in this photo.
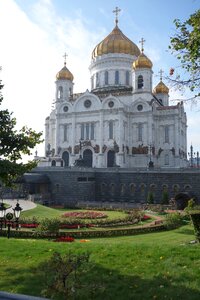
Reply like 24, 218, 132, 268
13, 201, 22, 230
0, 202, 6, 231
0, 201, 22, 238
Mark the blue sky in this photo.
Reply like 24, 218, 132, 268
0, 0, 199, 159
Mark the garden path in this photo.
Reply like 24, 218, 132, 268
4, 199, 36, 212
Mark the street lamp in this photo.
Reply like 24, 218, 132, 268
0, 202, 6, 230
13, 201, 23, 229
0, 200, 22, 238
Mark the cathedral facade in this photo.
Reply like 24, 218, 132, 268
39, 15, 187, 170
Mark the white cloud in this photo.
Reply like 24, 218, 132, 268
0, 0, 103, 158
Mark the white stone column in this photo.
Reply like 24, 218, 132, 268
55, 114, 60, 155
71, 113, 75, 154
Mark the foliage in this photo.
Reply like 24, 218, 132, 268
36, 218, 60, 234
161, 190, 169, 205
38, 251, 90, 299
164, 212, 184, 229
169, 9, 200, 99
0, 77, 43, 186
62, 211, 108, 219
187, 198, 195, 209
147, 191, 154, 204
188, 213, 200, 242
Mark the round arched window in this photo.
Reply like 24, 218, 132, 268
137, 104, 143, 111
84, 99, 92, 108
108, 101, 114, 108
63, 106, 68, 112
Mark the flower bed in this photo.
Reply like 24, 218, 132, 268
54, 236, 74, 242
62, 211, 108, 219
20, 223, 39, 228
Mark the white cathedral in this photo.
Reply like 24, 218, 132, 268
38, 9, 187, 169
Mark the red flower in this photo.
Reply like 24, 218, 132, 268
55, 236, 75, 242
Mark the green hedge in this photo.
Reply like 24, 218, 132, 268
0, 224, 166, 239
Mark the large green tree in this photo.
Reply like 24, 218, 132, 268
0, 78, 43, 186
169, 9, 200, 99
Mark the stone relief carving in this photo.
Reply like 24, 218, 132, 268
132, 144, 148, 154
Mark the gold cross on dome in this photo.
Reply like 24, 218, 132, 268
113, 6, 121, 25
63, 52, 68, 65
139, 38, 146, 53
159, 69, 164, 81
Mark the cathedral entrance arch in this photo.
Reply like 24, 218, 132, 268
83, 149, 93, 167
62, 151, 69, 167
107, 150, 115, 167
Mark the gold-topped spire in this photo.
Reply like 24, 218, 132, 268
63, 52, 68, 66
139, 37, 146, 53
159, 69, 164, 81
153, 70, 169, 94
112, 6, 121, 25
56, 53, 74, 81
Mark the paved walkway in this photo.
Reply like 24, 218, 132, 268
4, 199, 36, 212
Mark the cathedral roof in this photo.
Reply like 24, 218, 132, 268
91, 25, 140, 59
56, 62, 74, 81
153, 81, 169, 94
132, 52, 152, 69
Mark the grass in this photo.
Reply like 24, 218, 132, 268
0, 225, 200, 299
21, 204, 128, 221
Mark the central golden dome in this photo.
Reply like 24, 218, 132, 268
92, 25, 140, 59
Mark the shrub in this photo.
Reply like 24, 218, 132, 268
38, 251, 90, 299
161, 190, 169, 204
189, 213, 200, 242
147, 191, 154, 204
164, 212, 183, 229
36, 218, 60, 234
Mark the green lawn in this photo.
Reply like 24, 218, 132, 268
21, 204, 128, 220
0, 225, 200, 299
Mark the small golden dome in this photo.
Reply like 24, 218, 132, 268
92, 25, 140, 59
153, 81, 169, 94
56, 63, 74, 81
133, 53, 152, 69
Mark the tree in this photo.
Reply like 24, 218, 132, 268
169, 9, 200, 100
0, 77, 43, 186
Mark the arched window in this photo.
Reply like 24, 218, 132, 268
165, 126, 169, 143
126, 71, 130, 85
63, 124, 68, 142
109, 121, 114, 139
130, 183, 135, 194
110, 183, 115, 195
101, 183, 106, 194
138, 123, 143, 141
51, 160, 56, 167
91, 76, 94, 90
138, 75, 143, 89
115, 70, 119, 85
58, 86, 63, 99
91, 123, 95, 140
69, 87, 72, 96
164, 154, 169, 165
120, 184, 125, 195
96, 73, 98, 86
105, 71, 109, 85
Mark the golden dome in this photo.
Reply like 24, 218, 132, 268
92, 25, 140, 59
56, 63, 74, 81
153, 81, 169, 94
133, 53, 152, 69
